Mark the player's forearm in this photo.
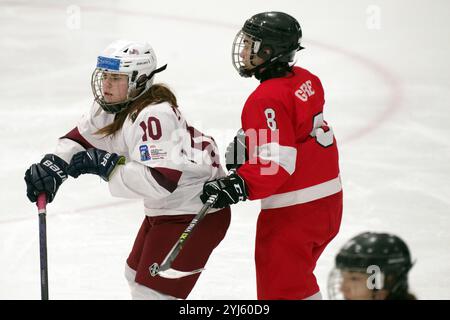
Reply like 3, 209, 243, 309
237, 161, 292, 200
108, 161, 173, 200
54, 137, 86, 164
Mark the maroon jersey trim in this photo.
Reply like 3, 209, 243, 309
148, 167, 182, 193
61, 127, 94, 149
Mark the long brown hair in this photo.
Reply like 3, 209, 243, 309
96, 84, 178, 137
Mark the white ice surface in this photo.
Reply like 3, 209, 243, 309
1, 0, 449, 299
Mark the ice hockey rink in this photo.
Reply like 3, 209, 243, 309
1, 0, 449, 299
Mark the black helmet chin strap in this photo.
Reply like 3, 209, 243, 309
146, 64, 167, 81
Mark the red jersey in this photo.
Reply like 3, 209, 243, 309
237, 66, 342, 209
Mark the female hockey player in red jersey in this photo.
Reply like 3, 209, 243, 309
328, 232, 416, 300
24, 40, 230, 299
201, 12, 343, 300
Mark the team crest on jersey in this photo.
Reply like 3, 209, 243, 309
140, 145, 151, 161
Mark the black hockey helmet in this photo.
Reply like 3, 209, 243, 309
328, 232, 415, 299
335, 232, 413, 274
232, 12, 303, 79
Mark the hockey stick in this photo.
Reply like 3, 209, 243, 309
36, 193, 49, 300
149, 194, 218, 279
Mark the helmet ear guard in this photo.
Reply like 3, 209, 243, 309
127, 64, 167, 100
128, 74, 147, 99
257, 45, 273, 61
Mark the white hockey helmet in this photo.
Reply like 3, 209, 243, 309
91, 40, 167, 113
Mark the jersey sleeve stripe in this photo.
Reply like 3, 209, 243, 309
60, 127, 95, 149
257, 143, 297, 175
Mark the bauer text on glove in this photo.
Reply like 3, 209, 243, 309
24, 154, 68, 203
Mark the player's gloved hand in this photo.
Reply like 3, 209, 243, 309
200, 171, 248, 208
24, 154, 69, 203
67, 148, 125, 181
225, 128, 248, 171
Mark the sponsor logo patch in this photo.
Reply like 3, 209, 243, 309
140, 145, 151, 161
97, 56, 121, 71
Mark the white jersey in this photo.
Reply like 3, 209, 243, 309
54, 101, 225, 216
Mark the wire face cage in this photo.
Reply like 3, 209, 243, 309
91, 68, 130, 114
231, 30, 261, 77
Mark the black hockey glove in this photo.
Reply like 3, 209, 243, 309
24, 154, 69, 203
200, 172, 248, 209
225, 129, 248, 171
67, 148, 125, 181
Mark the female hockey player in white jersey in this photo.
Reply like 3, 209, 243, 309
24, 40, 231, 300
